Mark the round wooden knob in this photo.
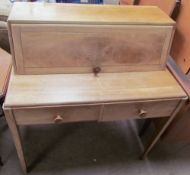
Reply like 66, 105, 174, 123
54, 115, 63, 123
138, 109, 147, 118
93, 66, 101, 76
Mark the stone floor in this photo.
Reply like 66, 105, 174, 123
1, 117, 190, 175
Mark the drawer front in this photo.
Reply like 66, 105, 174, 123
11, 24, 173, 74
13, 105, 101, 125
102, 100, 180, 121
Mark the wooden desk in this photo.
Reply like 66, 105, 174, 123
3, 69, 187, 173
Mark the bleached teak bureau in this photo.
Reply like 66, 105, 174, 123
4, 70, 187, 173
4, 2, 188, 174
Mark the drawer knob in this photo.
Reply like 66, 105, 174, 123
138, 109, 147, 118
93, 66, 101, 76
54, 115, 63, 123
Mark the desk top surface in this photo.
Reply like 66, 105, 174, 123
8, 2, 174, 26
4, 70, 186, 108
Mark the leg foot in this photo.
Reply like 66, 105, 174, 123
4, 110, 27, 173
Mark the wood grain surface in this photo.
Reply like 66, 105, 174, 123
8, 2, 175, 25
4, 70, 186, 108
12, 99, 180, 125
13, 104, 102, 125
11, 24, 173, 74
102, 99, 180, 121
8, 3, 175, 74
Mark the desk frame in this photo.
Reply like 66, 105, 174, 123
4, 98, 186, 174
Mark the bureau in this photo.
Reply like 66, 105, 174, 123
4, 69, 187, 173
4, 2, 188, 174
8, 2, 175, 74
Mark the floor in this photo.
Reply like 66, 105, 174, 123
1, 117, 190, 175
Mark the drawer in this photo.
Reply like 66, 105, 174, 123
102, 100, 180, 121
13, 105, 101, 125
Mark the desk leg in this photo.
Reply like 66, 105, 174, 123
141, 99, 186, 159
4, 110, 27, 174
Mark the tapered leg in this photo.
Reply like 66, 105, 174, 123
4, 110, 27, 174
141, 100, 186, 159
